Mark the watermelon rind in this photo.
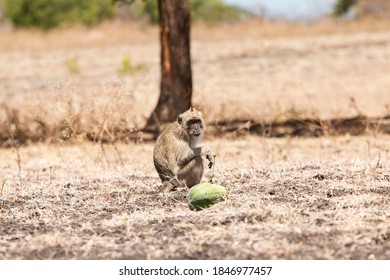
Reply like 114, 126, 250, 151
187, 182, 228, 211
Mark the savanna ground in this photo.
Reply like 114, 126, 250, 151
0, 18, 389, 259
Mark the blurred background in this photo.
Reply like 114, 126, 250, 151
0, 0, 389, 144
2, 0, 389, 28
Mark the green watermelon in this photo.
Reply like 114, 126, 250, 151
187, 182, 228, 211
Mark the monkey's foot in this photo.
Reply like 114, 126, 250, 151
160, 181, 176, 193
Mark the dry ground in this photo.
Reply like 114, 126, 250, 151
0, 19, 389, 259
0, 135, 389, 259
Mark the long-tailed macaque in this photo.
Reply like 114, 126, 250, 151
153, 108, 214, 192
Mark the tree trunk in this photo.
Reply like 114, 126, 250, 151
144, 0, 192, 133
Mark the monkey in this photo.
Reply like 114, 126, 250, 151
153, 107, 215, 192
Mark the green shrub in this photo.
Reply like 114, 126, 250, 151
65, 56, 81, 74
117, 56, 148, 76
3, 0, 114, 30
333, 0, 358, 16
142, 0, 159, 24
132, 0, 251, 24
190, 0, 250, 24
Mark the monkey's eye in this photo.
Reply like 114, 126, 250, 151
187, 119, 201, 126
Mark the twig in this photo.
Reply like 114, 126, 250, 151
371, 153, 381, 171
5, 121, 22, 175
111, 141, 125, 167
0, 178, 6, 195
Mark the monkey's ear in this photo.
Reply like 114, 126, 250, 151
177, 115, 182, 124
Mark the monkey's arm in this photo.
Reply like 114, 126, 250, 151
177, 146, 215, 169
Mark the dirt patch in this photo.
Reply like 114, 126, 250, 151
0, 136, 389, 259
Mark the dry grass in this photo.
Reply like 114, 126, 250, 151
0, 135, 389, 259
0, 19, 389, 259
1, 19, 389, 145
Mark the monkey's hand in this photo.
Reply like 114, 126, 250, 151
207, 155, 215, 169
202, 147, 215, 169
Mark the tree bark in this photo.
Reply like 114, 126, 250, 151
144, 0, 192, 134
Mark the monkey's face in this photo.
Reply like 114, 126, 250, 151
186, 118, 204, 137
178, 108, 205, 138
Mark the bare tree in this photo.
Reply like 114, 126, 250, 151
144, 0, 192, 133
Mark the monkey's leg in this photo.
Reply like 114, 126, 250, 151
178, 157, 204, 188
